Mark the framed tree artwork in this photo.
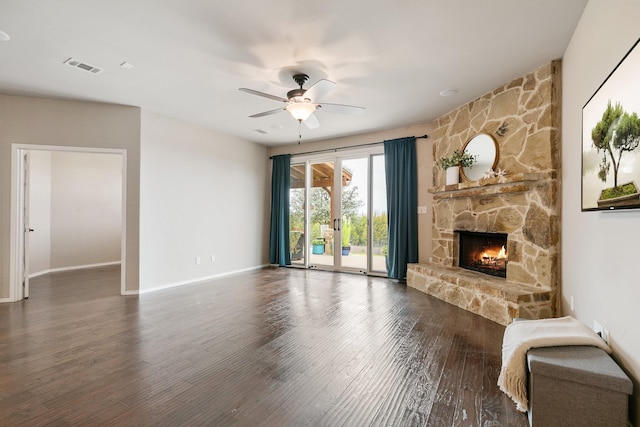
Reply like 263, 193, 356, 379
582, 37, 640, 211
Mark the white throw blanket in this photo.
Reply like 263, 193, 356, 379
497, 316, 611, 412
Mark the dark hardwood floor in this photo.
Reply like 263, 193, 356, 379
0, 266, 528, 426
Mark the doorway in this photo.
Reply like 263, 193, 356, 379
289, 147, 388, 275
10, 144, 127, 301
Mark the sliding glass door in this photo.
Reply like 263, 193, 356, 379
370, 154, 387, 274
339, 157, 368, 272
289, 148, 387, 275
308, 160, 336, 269
289, 164, 306, 265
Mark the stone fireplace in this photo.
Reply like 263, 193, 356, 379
407, 61, 561, 325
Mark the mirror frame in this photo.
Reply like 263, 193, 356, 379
460, 133, 499, 182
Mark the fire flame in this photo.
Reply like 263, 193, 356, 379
480, 246, 507, 264
497, 245, 507, 259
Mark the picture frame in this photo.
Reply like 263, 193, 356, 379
582, 37, 640, 211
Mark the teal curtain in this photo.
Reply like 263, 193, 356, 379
269, 154, 291, 266
384, 137, 418, 279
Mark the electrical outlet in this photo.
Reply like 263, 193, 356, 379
195, 256, 201, 265
211, 255, 215, 262
593, 319, 603, 338
593, 320, 609, 344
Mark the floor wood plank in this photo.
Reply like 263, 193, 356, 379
0, 266, 528, 426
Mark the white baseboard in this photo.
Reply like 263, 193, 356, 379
139, 264, 268, 295
29, 261, 121, 278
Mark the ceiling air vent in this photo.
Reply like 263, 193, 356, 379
63, 57, 103, 74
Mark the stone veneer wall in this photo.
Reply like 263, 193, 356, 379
408, 61, 561, 325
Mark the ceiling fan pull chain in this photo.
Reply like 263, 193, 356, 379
298, 121, 302, 144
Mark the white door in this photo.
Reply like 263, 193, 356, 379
22, 152, 31, 299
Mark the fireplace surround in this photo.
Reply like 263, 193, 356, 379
407, 61, 560, 325
407, 174, 558, 325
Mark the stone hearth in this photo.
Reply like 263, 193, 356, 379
408, 62, 561, 325
408, 264, 553, 326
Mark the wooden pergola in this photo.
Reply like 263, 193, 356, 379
290, 163, 352, 191
290, 163, 353, 239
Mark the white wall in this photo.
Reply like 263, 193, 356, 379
562, 1, 640, 424
28, 151, 52, 274
28, 151, 122, 275
139, 110, 269, 292
49, 151, 122, 270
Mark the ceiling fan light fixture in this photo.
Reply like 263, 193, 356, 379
286, 101, 316, 121
240, 74, 362, 130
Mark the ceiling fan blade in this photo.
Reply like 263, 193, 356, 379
318, 103, 365, 115
303, 79, 335, 102
249, 108, 285, 118
239, 88, 288, 103
303, 113, 320, 129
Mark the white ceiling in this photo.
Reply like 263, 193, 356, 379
0, 0, 588, 146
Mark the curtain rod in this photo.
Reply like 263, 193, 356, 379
269, 134, 428, 159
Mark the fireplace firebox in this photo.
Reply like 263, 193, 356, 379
457, 231, 508, 278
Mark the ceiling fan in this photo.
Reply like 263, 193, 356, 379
239, 73, 365, 129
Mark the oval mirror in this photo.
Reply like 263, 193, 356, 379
461, 133, 499, 181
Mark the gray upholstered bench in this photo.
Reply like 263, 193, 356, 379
527, 345, 632, 427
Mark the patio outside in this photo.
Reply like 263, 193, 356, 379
294, 244, 387, 273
